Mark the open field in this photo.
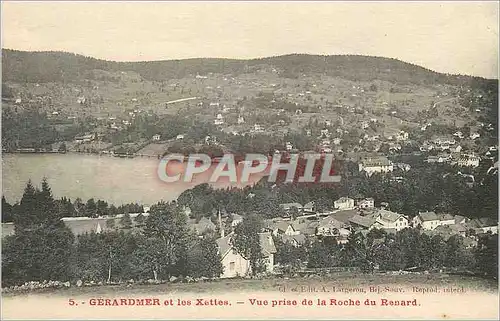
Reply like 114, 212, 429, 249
3, 274, 498, 320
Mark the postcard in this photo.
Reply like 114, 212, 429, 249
1, 1, 498, 320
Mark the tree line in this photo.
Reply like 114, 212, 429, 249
4, 49, 497, 88
2, 179, 497, 287
291, 229, 497, 279
2, 180, 224, 287
2, 192, 145, 224
174, 159, 497, 221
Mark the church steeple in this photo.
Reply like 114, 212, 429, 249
218, 209, 225, 238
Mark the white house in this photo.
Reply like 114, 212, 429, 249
216, 232, 276, 278
75, 134, 95, 144
374, 210, 409, 232
273, 221, 300, 236
152, 134, 161, 141
214, 114, 224, 125
357, 198, 374, 209
216, 235, 251, 278
451, 145, 463, 153
334, 197, 355, 210
281, 234, 307, 247
396, 131, 409, 141
230, 213, 243, 227
470, 132, 481, 140
253, 124, 264, 133
303, 201, 315, 213
264, 220, 298, 236
413, 211, 440, 230
316, 216, 346, 236
458, 154, 480, 167
358, 156, 393, 175
280, 203, 303, 213
395, 163, 411, 172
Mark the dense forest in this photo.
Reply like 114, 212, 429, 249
3, 49, 497, 87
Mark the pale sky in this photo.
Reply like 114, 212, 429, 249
2, 1, 499, 78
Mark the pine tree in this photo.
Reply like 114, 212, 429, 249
5, 180, 75, 285
38, 178, 60, 225
85, 198, 98, 218
120, 213, 132, 229
134, 213, 145, 227
2, 196, 13, 223
14, 180, 39, 230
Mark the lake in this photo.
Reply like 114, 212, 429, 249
2, 153, 265, 205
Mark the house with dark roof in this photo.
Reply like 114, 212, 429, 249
264, 220, 299, 236
331, 209, 359, 224
465, 218, 498, 235
437, 213, 455, 226
282, 234, 307, 247
454, 215, 469, 225
349, 214, 376, 231
357, 197, 374, 209
190, 217, 216, 235
287, 219, 315, 236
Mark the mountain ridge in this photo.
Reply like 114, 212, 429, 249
2, 48, 497, 87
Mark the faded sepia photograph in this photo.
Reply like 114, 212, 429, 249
1, 1, 498, 319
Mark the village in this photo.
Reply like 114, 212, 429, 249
3, 57, 497, 168
2, 188, 497, 281
2, 52, 498, 291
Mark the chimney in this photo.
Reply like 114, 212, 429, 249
218, 209, 225, 238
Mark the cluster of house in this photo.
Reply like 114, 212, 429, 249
2, 196, 497, 280
425, 153, 481, 167
357, 151, 485, 178
358, 156, 395, 175
266, 198, 498, 251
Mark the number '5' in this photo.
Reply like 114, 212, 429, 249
69, 299, 76, 306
